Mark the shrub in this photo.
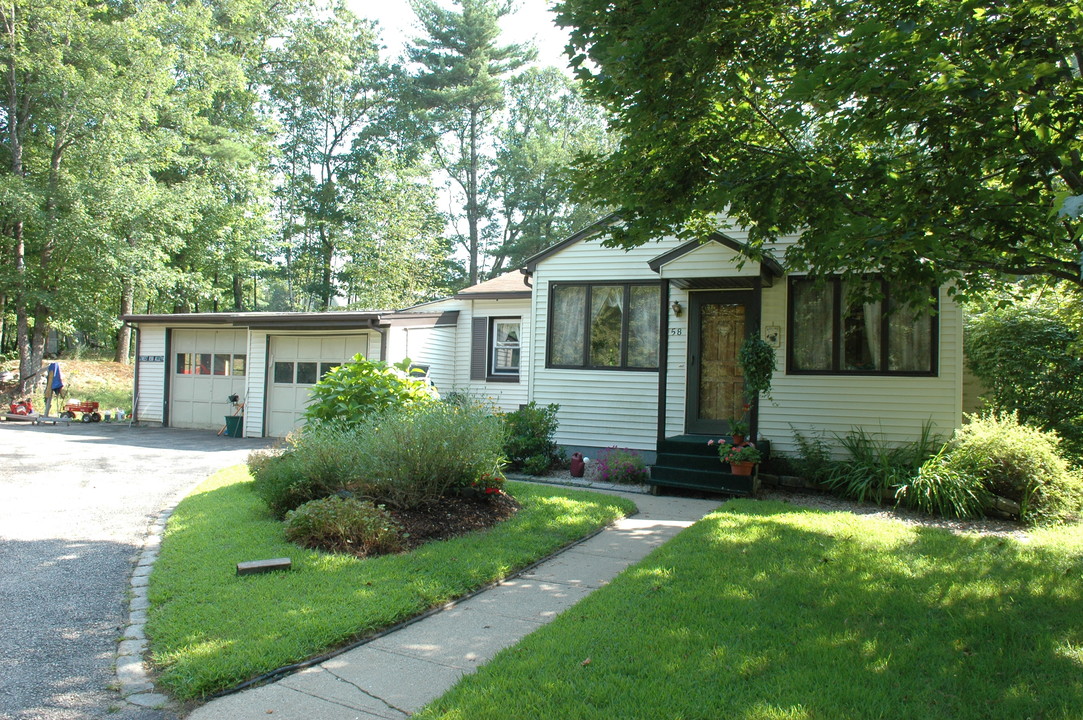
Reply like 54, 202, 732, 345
928, 412, 1083, 525
966, 300, 1083, 459
588, 447, 650, 485
352, 403, 506, 509
824, 422, 940, 504
284, 496, 404, 557
304, 355, 438, 427
248, 423, 369, 519
503, 402, 562, 474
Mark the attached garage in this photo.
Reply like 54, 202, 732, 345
169, 328, 247, 430
265, 334, 370, 437
126, 310, 456, 438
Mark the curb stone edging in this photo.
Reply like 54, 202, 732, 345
117, 483, 199, 711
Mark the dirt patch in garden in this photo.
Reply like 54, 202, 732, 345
390, 492, 521, 551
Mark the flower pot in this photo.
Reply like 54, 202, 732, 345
729, 461, 756, 476
731, 434, 746, 446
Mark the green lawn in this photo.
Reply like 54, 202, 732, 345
146, 467, 636, 700
416, 499, 1083, 720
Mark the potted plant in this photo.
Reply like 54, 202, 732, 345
708, 440, 763, 476
728, 415, 750, 445
738, 335, 776, 401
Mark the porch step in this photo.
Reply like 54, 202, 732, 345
649, 464, 759, 496
649, 435, 772, 497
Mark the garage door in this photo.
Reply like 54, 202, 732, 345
170, 329, 247, 430
267, 335, 370, 437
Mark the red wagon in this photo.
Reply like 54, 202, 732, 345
61, 401, 101, 422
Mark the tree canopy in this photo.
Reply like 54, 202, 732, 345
555, 0, 1083, 297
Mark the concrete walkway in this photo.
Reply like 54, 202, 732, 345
189, 491, 722, 720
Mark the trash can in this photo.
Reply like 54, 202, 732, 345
224, 415, 243, 438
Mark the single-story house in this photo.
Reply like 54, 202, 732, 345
125, 217, 964, 492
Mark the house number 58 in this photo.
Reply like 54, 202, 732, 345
669, 328, 684, 336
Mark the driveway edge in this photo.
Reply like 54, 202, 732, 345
116, 483, 195, 710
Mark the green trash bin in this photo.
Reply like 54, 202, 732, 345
224, 415, 243, 438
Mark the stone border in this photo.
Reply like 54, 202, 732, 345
116, 485, 195, 710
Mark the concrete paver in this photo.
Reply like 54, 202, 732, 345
189, 491, 721, 720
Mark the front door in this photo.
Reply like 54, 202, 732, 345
685, 291, 758, 435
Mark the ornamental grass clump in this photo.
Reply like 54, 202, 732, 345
587, 447, 649, 484
284, 496, 404, 557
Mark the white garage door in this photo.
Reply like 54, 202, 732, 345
267, 334, 370, 437
170, 329, 248, 430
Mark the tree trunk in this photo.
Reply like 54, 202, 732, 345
466, 107, 480, 286
114, 277, 134, 364
232, 273, 244, 311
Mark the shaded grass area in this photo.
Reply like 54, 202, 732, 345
417, 500, 1083, 720
147, 467, 636, 700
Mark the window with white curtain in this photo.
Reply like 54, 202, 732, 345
548, 282, 661, 370
788, 277, 936, 375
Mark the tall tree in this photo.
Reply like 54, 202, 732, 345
555, 0, 1083, 299
486, 66, 611, 273
0, 0, 177, 389
408, 0, 533, 286
269, 1, 404, 310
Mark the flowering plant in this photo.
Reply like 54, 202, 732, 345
728, 418, 750, 437
707, 439, 762, 465
469, 472, 506, 495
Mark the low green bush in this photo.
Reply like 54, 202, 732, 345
353, 403, 506, 509
928, 412, 1083, 525
304, 355, 438, 427
284, 496, 404, 557
248, 423, 368, 519
503, 402, 562, 474
780, 426, 838, 485
587, 447, 649, 484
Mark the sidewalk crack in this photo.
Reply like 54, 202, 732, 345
322, 667, 411, 717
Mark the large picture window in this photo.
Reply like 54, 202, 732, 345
548, 282, 661, 370
788, 277, 937, 375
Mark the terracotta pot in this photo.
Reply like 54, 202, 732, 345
731, 434, 746, 446
729, 461, 756, 476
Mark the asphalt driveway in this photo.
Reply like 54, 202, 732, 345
0, 421, 269, 720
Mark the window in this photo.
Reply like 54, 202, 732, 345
547, 282, 661, 370
176, 352, 246, 376
491, 320, 520, 376
788, 277, 937, 375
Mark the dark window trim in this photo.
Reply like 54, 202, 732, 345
786, 276, 939, 377
545, 281, 662, 372
487, 316, 521, 383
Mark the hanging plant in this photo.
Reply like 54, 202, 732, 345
738, 335, 776, 400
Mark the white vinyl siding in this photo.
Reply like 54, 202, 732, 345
403, 325, 457, 392
531, 236, 681, 450
134, 325, 167, 424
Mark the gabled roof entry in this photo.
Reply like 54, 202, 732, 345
647, 232, 784, 277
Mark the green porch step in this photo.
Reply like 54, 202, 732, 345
649, 435, 772, 497
649, 463, 759, 496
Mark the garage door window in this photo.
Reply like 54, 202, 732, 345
274, 361, 322, 385
177, 352, 245, 376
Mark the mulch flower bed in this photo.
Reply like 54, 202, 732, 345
389, 492, 521, 551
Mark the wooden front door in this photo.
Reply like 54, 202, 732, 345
686, 291, 757, 435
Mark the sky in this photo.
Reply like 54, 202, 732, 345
344, 0, 573, 69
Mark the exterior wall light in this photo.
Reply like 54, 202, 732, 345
671, 300, 683, 317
